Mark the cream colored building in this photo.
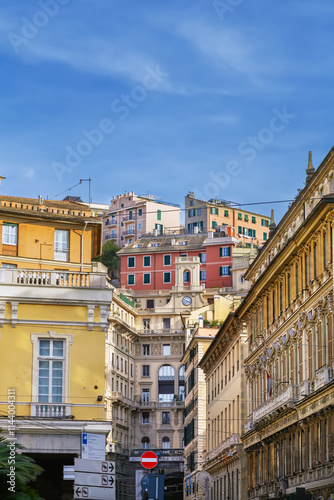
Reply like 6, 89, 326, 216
199, 314, 248, 500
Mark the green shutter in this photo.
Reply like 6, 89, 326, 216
219, 266, 223, 276
228, 266, 231, 275
157, 209, 161, 221
216, 208, 219, 215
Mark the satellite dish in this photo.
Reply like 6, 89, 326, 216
197, 471, 213, 490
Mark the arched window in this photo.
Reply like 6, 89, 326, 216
158, 365, 175, 402
179, 366, 185, 401
141, 437, 150, 449
162, 437, 170, 449
184, 270, 190, 283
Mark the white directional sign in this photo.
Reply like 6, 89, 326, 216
75, 459, 115, 474
75, 472, 114, 488
74, 486, 113, 500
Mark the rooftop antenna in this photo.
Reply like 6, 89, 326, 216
80, 178, 91, 208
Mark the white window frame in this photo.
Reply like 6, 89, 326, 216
163, 272, 171, 283
127, 274, 135, 285
142, 388, 150, 402
2, 223, 18, 245
143, 255, 151, 267
200, 270, 207, 281
143, 273, 151, 285
163, 254, 171, 266
128, 256, 135, 268
163, 344, 171, 356
221, 266, 229, 276
138, 222, 143, 230
30, 332, 72, 416
221, 247, 230, 257
54, 229, 70, 262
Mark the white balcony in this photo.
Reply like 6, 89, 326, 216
31, 403, 72, 418
253, 385, 299, 422
0, 269, 107, 288
205, 433, 240, 462
314, 366, 333, 390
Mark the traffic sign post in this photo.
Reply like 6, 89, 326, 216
140, 451, 159, 469
74, 459, 115, 500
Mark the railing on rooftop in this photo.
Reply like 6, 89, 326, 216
0, 269, 107, 288
119, 293, 135, 308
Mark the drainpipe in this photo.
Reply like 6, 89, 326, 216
81, 222, 88, 272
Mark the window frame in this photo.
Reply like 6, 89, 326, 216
163, 254, 171, 266
127, 256, 135, 268
127, 274, 135, 285
163, 272, 171, 283
143, 255, 151, 267
54, 229, 70, 262
143, 273, 151, 285
2, 223, 18, 246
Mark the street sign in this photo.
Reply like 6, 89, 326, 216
81, 433, 106, 460
74, 459, 115, 475
74, 486, 113, 500
63, 465, 75, 481
140, 451, 159, 469
75, 472, 114, 488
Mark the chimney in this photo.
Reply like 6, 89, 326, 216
38, 195, 43, 205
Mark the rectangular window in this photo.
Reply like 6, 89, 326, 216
142, 365, 150, 377
143, 273, 151, 284
188, 209, 195, 217
143, 318, 150, 330
252, 216, 256, 224
163, 272, 171, 283
200, 270, 206, 281
155, 223, 163, 235
142, 389, 150, 402
128, 257, 135, 268
111, 215, 116, 224
164, 255, 171, 266
263, 232, 267, 241
162, 411, 170, 424
163, 344, 171, 356
138, 208, 143, 216
224, 210, 229, 217
38, 339, 64, 403
238, 226, 242, 234
138, 222, 142, 230
238, 213, 242, 220
244, 214, 249, 222
199, 252, 206, 263
210, 207, 214, 214
146, 299, 154, 309
142, 344, 150, 356
54, 229, 70, 261
163, 318, 171, 330
197, 208, 201, 216
157, 209, 161, 221
2, 223, 18, 245
220, 266, 230, 276
143, 255, 151, 267
212, 221, 217, 229
220, 247, 230, 257
142, 411, 150, 424
127, 274, 135, 285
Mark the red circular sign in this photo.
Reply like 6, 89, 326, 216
140, 451, 158, 469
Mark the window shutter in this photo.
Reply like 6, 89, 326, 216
228, 247, 231, 256
228, 266, 231, 275
219, 266, 223, 276
219, 248, 223, 257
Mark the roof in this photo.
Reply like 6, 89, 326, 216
117, 234, 207, 255
0, 195, 89, 210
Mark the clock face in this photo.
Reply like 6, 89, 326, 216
182, 296, 192, 306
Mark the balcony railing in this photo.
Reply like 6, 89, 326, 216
205, 434, 240, 462
253, 385, 299, 422
0, 269, 107, 288
31, 403, 71, 418
139, 329, 184, 335
137, 400, 185, 409
107, 392, 136, 407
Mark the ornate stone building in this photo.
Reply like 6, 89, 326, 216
240, 150, 334, 499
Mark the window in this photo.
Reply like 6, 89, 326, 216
54, 229, 69, 261
111, 229, 116, 238
188, 209, 195, 217
142, 344, 150, 356
127, 274, 135, 285
142, 365, 150, 377
155, 223, 163, 235
238, 213, 242, 220
142, 412, 149, 424
212, 221, 217, 229
224, 210, 229, 217
162, 437, 170, 449
199, 252, 206, 263
252, 216, 256, 224
244, 214, 249, 222
143, 273, 151, 284
163, 318, 171, 330
197, 208, 201, 215
143, 256, 151, 267
157, 209, 161, 221
164, 254, 171, 266
138, 208, 143, 216
263, 232, 267, 241
200, 270, 206, 281
111, 215, 116, 224
141, 437, 150, 449
138, 222, 142, 230
142, 388, 150, 402
162, 412, 170, 424
128, 257, 135, 268
261, 219, 269, 227
163, 272, 171, 283
179, 366, 185, 401
220, 247, 230, 257
163, 344, 171, 356
1, 263, 17, 268
38, 340, 64, 403
143, 319, 151, 330
159, 365, 174, 401
2, 223, 18, 245
184, 271, 190, 283
190, 200, 194, 206
220, 266, 230, 276
146, 299, 154, 309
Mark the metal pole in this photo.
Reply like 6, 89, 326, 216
206, 476, 209, 500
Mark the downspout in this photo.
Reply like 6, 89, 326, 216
81, 221, 88, 272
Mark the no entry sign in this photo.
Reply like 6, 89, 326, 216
140, 451, 158, 469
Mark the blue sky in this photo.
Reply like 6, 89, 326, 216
0, 0, 333, 223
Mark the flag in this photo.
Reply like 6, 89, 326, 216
266, 371, 273, 397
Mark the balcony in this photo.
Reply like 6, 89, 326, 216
314, 365, 333, 390
253, 385, 299, 422
0, 269, 107, 288
31, 403, 72, 418
122, 230, 135, 237
137, 399, 185, 409
205, 434, 240, 462
107, 391, 136, 408
122, 215, 135, 223
139, 329, 184, 335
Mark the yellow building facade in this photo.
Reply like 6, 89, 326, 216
0, 196, 112, 498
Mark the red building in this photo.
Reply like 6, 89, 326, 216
118, 233, 237, 290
